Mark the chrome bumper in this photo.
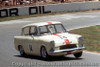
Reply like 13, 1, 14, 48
50, 46, 85, 54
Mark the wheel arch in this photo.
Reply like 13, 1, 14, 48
18, 45, 22, 51
40, 45, 46, 52
40, 44, 48, 55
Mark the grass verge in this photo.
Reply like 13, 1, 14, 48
69, 25, 100, 52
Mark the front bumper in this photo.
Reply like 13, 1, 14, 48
49, 46, 85, 56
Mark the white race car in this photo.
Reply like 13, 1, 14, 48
14, 21, 85, 59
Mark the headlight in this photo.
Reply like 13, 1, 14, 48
50, 41, 55, 48
78, 37, 84, 47
79, 37, 84, 42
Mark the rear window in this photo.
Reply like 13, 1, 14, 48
23, 27, 29, 35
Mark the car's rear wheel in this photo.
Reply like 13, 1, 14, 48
41, 47, 48, 59
73, 52, 83, 58
19, 46, 26, 57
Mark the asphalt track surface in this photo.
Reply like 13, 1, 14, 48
0, 11, 100, 67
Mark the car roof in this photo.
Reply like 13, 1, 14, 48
23, 21, 62, 28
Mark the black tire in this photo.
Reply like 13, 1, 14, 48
41, 47, 48, 59
73, 52, 83, 58
19, 46, 26, 57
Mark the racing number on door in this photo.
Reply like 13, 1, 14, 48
29, 44, 33, 52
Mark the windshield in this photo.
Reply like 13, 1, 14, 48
39, 24, 66, 35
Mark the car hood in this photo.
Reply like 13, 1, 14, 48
39, 33, 82, 47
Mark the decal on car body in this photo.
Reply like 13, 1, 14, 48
29, 44, 33, 52
53, 33, 70, 45
48, 22, 52, 24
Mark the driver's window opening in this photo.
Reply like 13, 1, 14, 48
39, 26, 49, 35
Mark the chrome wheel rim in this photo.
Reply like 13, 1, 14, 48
42, 47, 47, 58
19, 47, 24, 56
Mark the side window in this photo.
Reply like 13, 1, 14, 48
24, 27, 29, 35
30, 26, 37, 36
40, 26, 48, 35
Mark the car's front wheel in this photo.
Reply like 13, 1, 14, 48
41, 47, 48, 59
19, 46, 26, 57
73, 52, 83, 58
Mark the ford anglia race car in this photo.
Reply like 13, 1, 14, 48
14, 21, 85, 59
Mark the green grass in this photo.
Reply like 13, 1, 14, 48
69, 25, 100, 52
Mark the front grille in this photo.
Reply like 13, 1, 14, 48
60, 44, 77, 49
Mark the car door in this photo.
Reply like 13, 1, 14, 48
22, 26, 33, 54
29, 26, 38, 55
23, 26, 43, 55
